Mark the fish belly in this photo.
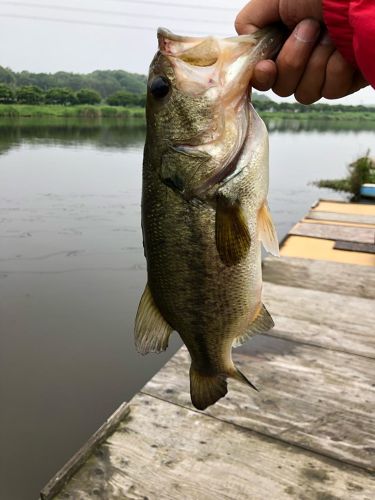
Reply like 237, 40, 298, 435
143, 172, 261, 374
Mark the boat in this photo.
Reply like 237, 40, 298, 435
360, 184, 375, 199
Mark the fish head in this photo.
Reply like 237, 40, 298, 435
146, 26, 284, 200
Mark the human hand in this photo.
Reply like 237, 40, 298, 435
235, 0, 368, 103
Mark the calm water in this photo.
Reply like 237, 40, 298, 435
0, 117, 374, 499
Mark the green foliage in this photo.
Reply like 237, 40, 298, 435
0, 84, 15, 104
315, 151, 375, 195
45, 87, 77, 105
0, 66, 147, 98
0, 66, 15, 85
16, 85, 44, 104
0, 104, 145, 119
347, 151, 375, 194
106, 90, 145, 107
76, 88, 101, 105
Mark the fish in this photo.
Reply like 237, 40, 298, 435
135, 26, 283, 410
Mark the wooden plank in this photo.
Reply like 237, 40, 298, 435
52, 394, 374, 500
262, 281, 375, 358
280, 236, 375, 266
262, 256, 375, 299
143, 341, 375, 471
302, 217, 375, 229
289, 221, 375, 244
40, 402, 129, 500
312, 201, 375, 216
306, 210, 375, 226
334, 240, 375, 254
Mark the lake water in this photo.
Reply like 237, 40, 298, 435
0, 117, 374, 499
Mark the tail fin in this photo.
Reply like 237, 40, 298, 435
189, 367, 228, 410
230, 367, 259, 392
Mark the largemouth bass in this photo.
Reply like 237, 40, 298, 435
135, 26, 282, 410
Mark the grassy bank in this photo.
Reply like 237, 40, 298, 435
260, 110, 375, 121
1, 104, 374, 123
0, 104, 145, 119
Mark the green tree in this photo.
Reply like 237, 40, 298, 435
106, 90, 143, 106
76, 88, 101, 104
45, 87, 77, 105
16, 85, 44, 104
0, 84, 15, 103
0, 66, 16, 85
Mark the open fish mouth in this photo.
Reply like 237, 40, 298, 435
157, 25, 285, 198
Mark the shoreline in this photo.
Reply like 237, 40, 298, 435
1, 104, 374, 124
0, 104, 145, 119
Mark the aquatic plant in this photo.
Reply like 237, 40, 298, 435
315, 151, 375, 196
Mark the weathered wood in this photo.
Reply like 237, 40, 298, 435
262, 281, 375, 358
306, 210, 375, 225
143, 341, 375, 471
262, 256, 375, 299
312, 200, 375, 215
40, 402, 129, 500
334, 240, 375, 254
289, 221, 375, 244
53, 394, 374, 500
269, 314, 375, 359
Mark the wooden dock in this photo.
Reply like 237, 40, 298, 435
41, 200, 375, 499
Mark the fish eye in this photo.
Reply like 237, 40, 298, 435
149, 76, 171, 99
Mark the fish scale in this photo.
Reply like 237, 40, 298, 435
135, 26, 283, 410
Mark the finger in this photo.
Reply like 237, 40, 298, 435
272, 18, 321, 97
295, 31, 335, 104
251, 60, 277, 91
235, 0, 279, 34
322, 51, 356, 99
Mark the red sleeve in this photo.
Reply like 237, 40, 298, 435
323, 0, 375, 88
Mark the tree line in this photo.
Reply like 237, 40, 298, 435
0, 66, 146, 97
0, 84, 146, 107
252, 97, 375, 114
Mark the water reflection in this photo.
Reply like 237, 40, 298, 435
0, 117, 146, 153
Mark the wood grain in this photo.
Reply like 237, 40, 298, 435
306, 210, 375, 225
289, 221, 375, 244
262, 281, 375, 358
262, 256, 375, 299
143, 341, 375, 471
334, 240, 375, 254
40, 403, 129, 500
54, 394, 375, 500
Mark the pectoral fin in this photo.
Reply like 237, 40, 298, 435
215, 196, 251, 266
134, 284, 172, 355
233, 303, 274, 348
257, 201, 279, 256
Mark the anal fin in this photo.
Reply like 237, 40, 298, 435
134, 284, 172, 355
215, 195, 251, 266
233, 303, 274, 348
257, 201, 279, 256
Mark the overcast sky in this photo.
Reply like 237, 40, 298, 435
0, 0, 374, 105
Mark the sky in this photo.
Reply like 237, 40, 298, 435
0, 0, 374, 105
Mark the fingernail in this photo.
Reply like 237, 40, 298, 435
294, 19, 320, 43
